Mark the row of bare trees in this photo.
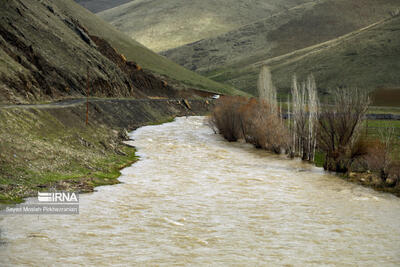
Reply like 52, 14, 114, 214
210, 65, 399, 184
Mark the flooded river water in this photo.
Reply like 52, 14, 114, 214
1, 116, 399, 266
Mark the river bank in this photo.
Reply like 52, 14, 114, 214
210, 96, 400, 198
0, 98, 213, 203
2, 116, 399, 265
345, 172, 400, 197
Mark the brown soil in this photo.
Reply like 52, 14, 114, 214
0, 0, 215, 104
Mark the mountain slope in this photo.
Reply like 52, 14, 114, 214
210, 15, 400, 96
0, 0, 139, 103
74, 0, 132, 13
56, 0, 242, 95
162, 0, 400, 95
0, 0, 241, 104
98, 0, 313, 52
0, 0, 181, 103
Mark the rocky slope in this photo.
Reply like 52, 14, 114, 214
0, 0, 240, 104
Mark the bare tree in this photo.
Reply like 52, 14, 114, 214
389, 8, 400, 17
257, 66, 277, 113
290, 74, 319, 161
318, 88, 370, 172
365, 127, 396, 180
307, 75, 319, 161
379, 127, 395, 178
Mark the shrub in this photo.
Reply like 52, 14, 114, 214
209, 96, 289, 153
364, 139, 389, 178
364, 127, 396, 180
317, 88, 370, 172
388, 161, 400, 186
209, 96, 246, 142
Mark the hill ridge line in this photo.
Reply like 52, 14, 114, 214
253, 17, 390, 68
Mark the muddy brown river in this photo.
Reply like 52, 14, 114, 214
1, 117, 400, 266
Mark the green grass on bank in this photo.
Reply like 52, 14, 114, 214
364, 120, 400, 160
311, 120, 400, 168
148, 116, 176, 126
0, 143, 138, 204
0, 107, 139, 204
0, 110, 181, 204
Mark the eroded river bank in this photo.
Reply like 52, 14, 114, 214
1, 116, 399, 266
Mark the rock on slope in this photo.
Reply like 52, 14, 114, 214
0, 0, 239, 104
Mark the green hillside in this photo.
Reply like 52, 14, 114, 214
209, 15, 400, 96
98, 0, 312, 52
56, 0, 244, 95
160, 0, 399, 95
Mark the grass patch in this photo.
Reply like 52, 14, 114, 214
148, 116, 176, 126
314, 151, 326, 168
0, 145, 138, 204
297, 120, 400, 168
0, 107, 142, 204
90, 146, 139, 187
0, 193, 23, 204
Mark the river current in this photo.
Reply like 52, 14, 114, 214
0, 116, 399, 266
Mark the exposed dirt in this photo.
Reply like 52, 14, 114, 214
89, 35, 215, 99
0, 0, 215, 104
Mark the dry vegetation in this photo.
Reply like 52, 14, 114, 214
363, 127, 399, 183
209, 96, 289, 153
210, 68, 400, 192
317, 88, 369, 172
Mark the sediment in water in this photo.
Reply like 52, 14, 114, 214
0, 99, 212, 203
